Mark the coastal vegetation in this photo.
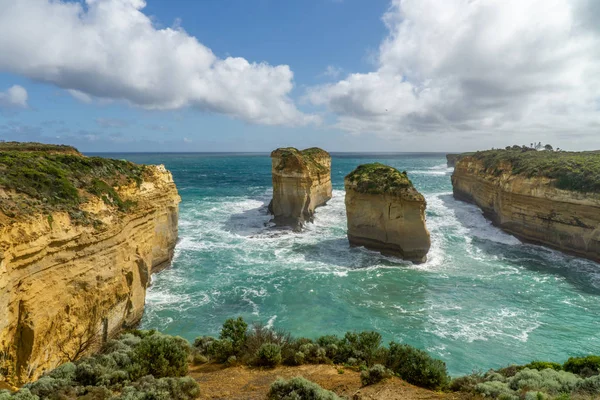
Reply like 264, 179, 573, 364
2, 317, 600, 399
271, 147, 330, 174
345, 163, 414, 195
466, 148, 600, 193
0, 142, 145, 222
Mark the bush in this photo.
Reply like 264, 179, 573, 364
360, 364, 392, 386
117, 376, 199, 400
563, 355, 600, 377
475, 381, 517, 400
254, 343, 282, 367
339, 332, 382, 366
220, 317, 248, 355
509, 368, 581, 394
193, 336, 216, 356
267, 377, 341, 400
576, 374, 600, 394
130, 334, 191, 379
385, 342, 449, 390
206, 339, 234, 363
0, 389, 39, 400
449, 372, 485, 392
523, 361, 563, 371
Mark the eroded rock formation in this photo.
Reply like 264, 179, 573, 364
452, 153, 600, 262
344, 163, 430, 263
0, 149, 180, 384
269, 147, 332, 229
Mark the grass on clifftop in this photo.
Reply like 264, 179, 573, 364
0, 142, 145, 223
0, 142, 79, 154
468, 149, 600, 193
345, 163, 416, 196
271, 147, 330, 174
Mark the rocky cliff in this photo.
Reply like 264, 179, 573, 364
269, 147, 332, 229
0, 144, 180, 384
344, 163, 430, 263
452, 150, 600, 262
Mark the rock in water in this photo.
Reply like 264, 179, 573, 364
270, 147, 332, 229
344, 163, 431, 263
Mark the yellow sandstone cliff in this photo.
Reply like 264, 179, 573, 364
269, 147, 332, 229
344, 164, 430, 263
0, 148, 180, 384
452, 155, 600, 263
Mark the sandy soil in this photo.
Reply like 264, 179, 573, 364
190, 364, 475, 400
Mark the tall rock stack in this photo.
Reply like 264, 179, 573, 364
344, 163, 430, 263
269, 147, 332, 230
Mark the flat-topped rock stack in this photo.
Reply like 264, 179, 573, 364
344, 163, 430, 263
269, 147, 332, 230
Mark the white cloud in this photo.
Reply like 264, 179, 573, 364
308, 0, 600, 146
0, 0, 317, 126
0, 85, 28, 109
321, 65, 344, 79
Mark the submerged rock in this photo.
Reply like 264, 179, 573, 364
269, 147, 332, 229
344, 163, 431, 263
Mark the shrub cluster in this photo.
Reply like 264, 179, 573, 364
0, 331, 198, 400
267, 377, 341, 400
452, 356, 600, 399
360, 364, 393, 386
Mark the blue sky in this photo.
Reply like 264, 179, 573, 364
0, 0, 599, 152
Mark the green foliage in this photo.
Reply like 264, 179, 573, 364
271, 147, 330, 174
345, 163, 417, 196
576, 374, 600, 394
0, 145, 146, 221
523, 361, 563, 371
130, 334, 191, 379
11, 331, 198, 399
220, 317, 248, 355
385, 342, 449, 390
468, 149, 600, 193
360, 364, 392, 386
475, 381, 518, 400
563, 355, 600, 377
116, 376, 200, 400
206, 339, 234, 363
254, 343, 282, 367
0, 142, 78, 153
267, 376, 341, 400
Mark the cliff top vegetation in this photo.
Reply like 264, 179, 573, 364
0, 142, 146, 224
345, 163, 423, 199
271, 147, 330, 174
464, 148, 600, 193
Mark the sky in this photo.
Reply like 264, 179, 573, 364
0, 0, 599, 152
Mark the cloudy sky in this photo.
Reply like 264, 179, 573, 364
0, 0, 598, 152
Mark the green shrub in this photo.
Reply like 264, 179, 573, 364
509, 368, 581, 394
385, 342, 449, 390
523, 361, 562, 371
254, 343, 282, 367
524, 392, 547, 400
0, 389, 39, 400
220, 317, 248, 355
576, 374, 600, 394
339, 332, 382, 366
360, 364, 392, 386
267, 377, 341, 400
130, 334, 190, 379
449, 372, 485, 392
207, 339, 234, 363
563, 355, 600, 377
475, 381, 517, 399
117, 376, 199, 400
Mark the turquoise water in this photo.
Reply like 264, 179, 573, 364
96, 153, 600, 376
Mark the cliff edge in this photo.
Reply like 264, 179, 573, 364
0, 143, 180, 384
269, 147, 332, 229
452, 149, 600, 263
344, 163, 430, 263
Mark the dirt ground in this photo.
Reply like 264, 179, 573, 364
190, 364, 475, 400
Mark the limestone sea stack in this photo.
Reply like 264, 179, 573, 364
269, 147, 332, 229
0, 143, 180, 384
452, 149, 600, 262
344, 163, 431, 263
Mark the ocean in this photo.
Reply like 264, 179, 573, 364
94, 152, 600, 376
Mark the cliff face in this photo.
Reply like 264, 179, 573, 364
270, 148, 332, 229
344, 164, 430, 263
446, 154, 460, 167
452, 156, 600, 262
0, 158, 180, 384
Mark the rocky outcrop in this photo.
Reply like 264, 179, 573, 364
452, 155, 600, 262
0, 154, 180, 384
269, 148, 332, 229
446, 154, 460, 167
344, 163, 430, 263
